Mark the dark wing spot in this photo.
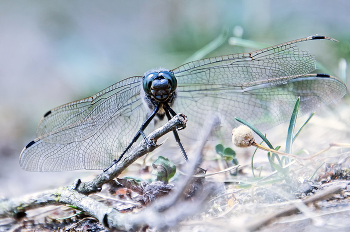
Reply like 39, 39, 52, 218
316, 73, 330, 78
43, 110, 52, 117
311, 35, 326, 40
25, 140, 36, 148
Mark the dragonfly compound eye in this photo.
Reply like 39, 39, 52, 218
143, 72, 158, 95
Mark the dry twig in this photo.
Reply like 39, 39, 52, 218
0, 114, 193, 230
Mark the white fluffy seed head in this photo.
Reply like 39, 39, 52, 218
232, 125, 255, 147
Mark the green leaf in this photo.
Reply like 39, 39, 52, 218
223, 147, 236, 161
224, 147, 236, 157
215, 144, 225, 156
152, 156, 177, 183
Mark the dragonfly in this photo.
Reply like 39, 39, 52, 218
19, 35, 347, 172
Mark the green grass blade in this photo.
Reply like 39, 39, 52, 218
308, 162, 325, 181
284, 97, 300, 169
293, 112, 315, 142
268, 146, 282, 168
286, 97, 300, 155
269, 161, 288, 177
258, 167, 263, 177
271, 146, 282, 165
251, 141, 263, 177
268, 152, 283, 172
184, 27, 229, 63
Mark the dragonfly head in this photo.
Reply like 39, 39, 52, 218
143, 69, 177, 102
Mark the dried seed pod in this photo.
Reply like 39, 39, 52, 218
232, 125, 255, 147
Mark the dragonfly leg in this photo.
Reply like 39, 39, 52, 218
139, 130, 154, 146
104, 104, 160, 172
164, 105, 189, 162
164, 103, 186, 131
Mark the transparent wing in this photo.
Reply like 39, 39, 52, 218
172, 36, 347, 139
20, 36, 347, 171
36, 76, 143, 142
173, 36, 336, 85
20, 76, 151, 171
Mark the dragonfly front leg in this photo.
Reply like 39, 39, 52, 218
164, 103, 186, 131
164, 103, 188, 162
104, 104, 160, 171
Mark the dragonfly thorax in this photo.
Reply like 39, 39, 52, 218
142, 69, 177, 102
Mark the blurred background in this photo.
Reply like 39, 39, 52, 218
0, 0, 349, 197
